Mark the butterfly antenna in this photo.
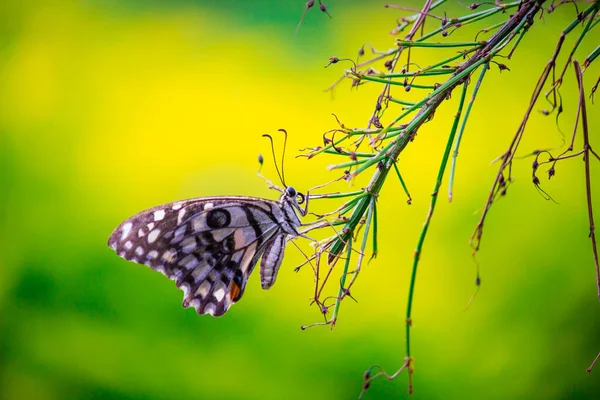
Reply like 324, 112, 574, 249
278, 128, 288, 187
262, 133, 286, 188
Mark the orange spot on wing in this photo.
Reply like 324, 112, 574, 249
230, 282, 241, 302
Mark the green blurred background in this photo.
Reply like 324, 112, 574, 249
1, 1, 599, 399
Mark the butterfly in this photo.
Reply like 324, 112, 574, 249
107, 186, 307, 317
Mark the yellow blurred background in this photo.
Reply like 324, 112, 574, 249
1, 1, 599, 399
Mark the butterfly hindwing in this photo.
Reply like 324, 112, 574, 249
108, 197, 283, 316
176, 225, 280, 316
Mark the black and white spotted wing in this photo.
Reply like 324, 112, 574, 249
107, 189, 305, 317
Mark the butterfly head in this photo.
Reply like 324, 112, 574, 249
280, 186, 307, 217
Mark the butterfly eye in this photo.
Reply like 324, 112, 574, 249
297, 192, 305, 204
286, 186, 297, 197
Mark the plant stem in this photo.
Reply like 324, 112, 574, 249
405, 80, 469, 384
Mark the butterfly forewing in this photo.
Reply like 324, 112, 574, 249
108, 196, 289, 316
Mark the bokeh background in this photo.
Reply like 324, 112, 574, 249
1, 1, 599, 399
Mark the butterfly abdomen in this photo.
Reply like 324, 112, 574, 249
260, 234, 286, 289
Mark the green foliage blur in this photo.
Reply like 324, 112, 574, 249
1, 1, 599, 399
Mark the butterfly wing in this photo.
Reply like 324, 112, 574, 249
108, 197, 282, 316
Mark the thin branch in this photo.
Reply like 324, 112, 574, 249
573, 59, 600, 300
587, 351, 600, 374
471, 4, 571, 252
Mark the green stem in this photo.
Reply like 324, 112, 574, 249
388, 97, 417, 107
357, 75, 437, 89
331, 236, 354, 326
417, 1, 522, 42
343, 199, 375, 295
448, 62, 489, 201
393, 161, 412, 204
397, 40, 485, 48
385, 69, 456, 78
406, 80, 469, 362
310, 190, 365, 200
